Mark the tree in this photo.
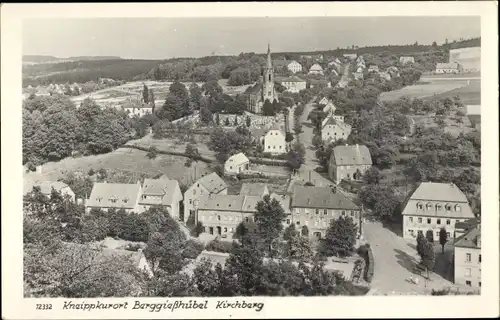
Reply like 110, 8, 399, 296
215, 113, 220, 126
439, 227, 448, 254
149, 89, 156, 113
189, 83, 203, 109
416, 231, 425, 257
286, 233, 313, 262
142, 83, 149, 104
199, 107, 213, 125
254, 195, 287, 257
262, 99, 275, 116
234, 222, 249, 240
362, 167, 382, 184
246, 115, 251, 127
301, 225, 309, 237
146, 146, 158, 159
233, 116, 238, 126
185, 143, 199, 159
293, 121, 303, 135
312, 135, 323, 149
224, 117, 230, 126
420, 240, 435, 280
286, 150, 304, 171
285, 132, 294, 143
224, 243, 265, 295
426, 229, 434, 244
321, 216, 357, 258
283, 224, 298, 241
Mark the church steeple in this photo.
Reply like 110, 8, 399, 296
262, 44, 277, 105
267, 43, 272, 69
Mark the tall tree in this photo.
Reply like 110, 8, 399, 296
246, 115, 251, 127
142, 83, 149, 104
254, 195, 287, 257
262, 99, 275, 116
322, 216, 357, 258
439, 227, 448, 254
420, 240, 435, 280
148, 89, 156, 112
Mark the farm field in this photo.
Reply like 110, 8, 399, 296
379, 80, 468, 102
23, 147, 212, 187
424, 79, 480, 105
127, 134, 216, 159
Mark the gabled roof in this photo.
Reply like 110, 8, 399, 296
309, 64, 323, 71
24, 180, 72, 196
281, 75, 306, 83
331, 145, 372, 166
87, 182, 142, 209
455, 218, 480, 231
291, 186, 359, 210
140, 177, 180, 206
226, 152, 249, 166
196, 172, 227, 194
409, 182, 469, 203
239, 183, 268, 197
197, 194, 261, 213
454, 226, 481, 249
322, 116, 351, 131
322, 102, 336, 113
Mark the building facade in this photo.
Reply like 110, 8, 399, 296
279, 76, 307, 93
454, 225, 481, 289
436, 62, 462, 74
401, 182, 476, 241
138, 177, 183, 220
287, 60, 303, 73
328, 144, 372, 184
399, 56, 415, 65
290, 186, 361, 239
224, 152, 250, 175
321, 116, 352, 143
183, 172, 228, 224
85, 182, 143, 214
263, 129, 287, 154
308, 64, 324, 75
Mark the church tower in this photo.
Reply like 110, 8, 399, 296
262, 44, 276, 103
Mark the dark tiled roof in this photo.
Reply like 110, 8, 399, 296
291, 186, 359, 210
331, 145, 372, 166
454, 226, 481, 249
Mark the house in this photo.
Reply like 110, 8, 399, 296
196, 194, 262, 237
290, 186, 361, 239
244, 45, 278, 114
330, 69, 339, 76
353, 72, 364, 81
183, 172, 228, 224
24, 180, 76, 203
368, 65, 379, 73
123, 99, 154, 118
399, 56, 415, 65
279, 75, 307, 93
356, 67, 364, 73
436, 62, 462, 74
328, 144, 372, 184
263, 127, 287, 154
466, 105, 481, 130
401, 182, 475, 241
454, 217, 480, 238
356, 61, 365, 69
343, 53, 357, 61
328, 59, 342, 70
138, 176, 183, 220
240, 183, 269, 198
308, 64, 324, 75
318, 97, 329, 106
321, 116, 352, 143
453, 224, 481, 288
286, 60, 303, 73
35, 86, 51, 97
378, 71, 392, 81
86, 182, 143, 213
322, 101, 336, 116
224, 153, 250, 175
387, 66, 400, 74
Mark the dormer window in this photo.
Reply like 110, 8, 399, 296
426, 203, 433, 210
436, 204, 442, 211
97, 197, 102, 203
417, 202, 423, 210
445, 204, 452, 211
455, 204, 461, 212
123, 198, 129, 203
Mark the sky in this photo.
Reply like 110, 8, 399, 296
23, 16, 481, 60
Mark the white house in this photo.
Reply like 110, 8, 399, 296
24, 180, 76, 203
286, 61, 303, 73
318, 97, 329, 106
85, 182, 143, 214
400, 56, 415, 65
378, 72, 392, 81
343, 53, 357, 61
124, 101, 154, 118
308, 64, 324, 75
225, 153, 250, 175
279, 75, 307, 93
138, 176, 183, 220
356, 67, 364, 73
321, 116, 352, 142
353, 72, 364, 81
263, 128, 287, 155
368, 65, 379, 73
322, 101, 337, 116
436, 62, 462, 74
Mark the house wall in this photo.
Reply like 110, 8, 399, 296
184, 184, 228, 223
264, 131, 287, 154
291, 206, 360, 239
321, 124, 350, 142
329, 164, 371, 184
282, 81, 306, 93
287, 62, 302, 73
198, 209, 254, 236
402, 214, 471, 240
225, 160, 250, 174
61, 187, 76, 203
454, 246, 481, 288
436, 68, 460, 74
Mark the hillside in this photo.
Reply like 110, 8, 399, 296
23, 55, 122, 63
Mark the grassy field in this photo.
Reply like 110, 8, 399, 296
379, 81, 468, 102
424, 79, 480, 105
127, 134, 216, 159
24, 147, 212, 187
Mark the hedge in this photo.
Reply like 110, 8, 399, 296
205, 239, 235, 253
182, 239, 205, 259
357, 243, 375, 283
124, 144, 213, 163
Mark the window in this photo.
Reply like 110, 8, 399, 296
455, 204, 461, 212
466, 253, 471, 262
268, 146, 271, 149
279, 146, 282, 149
230, 166, 232, 169
323, 209, 327, 215
224, 227, 227, 232
342, 211, 346, 216
466, 281, 471, 286
409, 229, 414, 236
189, 199, 192, 204
315, 209, 319, 215
286, 219, 290, 225
418, 217, 422, 223
445, 204, 452, 211
350, 211, 354, 217
426, 203, 432, 210
417, 203, 423, 210
479, 254, 481, 263
446, 219, 450, 225
197, 184, 199, 187
447, 232, 450, 238
296, 221, 300, 225
427, 218, 431, 224
217, 215, 221, 221
245, 217, 249, 223
437, 219, 441, 225
436, 204, 442, 211
409, 217, 413, 223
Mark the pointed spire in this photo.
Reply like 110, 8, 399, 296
266, 43, 272, 69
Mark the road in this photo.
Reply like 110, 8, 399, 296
363, 220, 454, 295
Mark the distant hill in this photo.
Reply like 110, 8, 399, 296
22, 55, 122, 63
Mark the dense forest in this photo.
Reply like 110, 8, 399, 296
22, 37, 480, 86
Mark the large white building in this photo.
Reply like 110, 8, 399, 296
321, 116, 352, 143
263, 128, 287, 155
85, 182, 143, 214
308, 64, 324, 75
279, 76, 307, 93
401, 182, 475, 241
286, 60, 303, 73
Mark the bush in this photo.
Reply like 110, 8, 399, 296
358, 243, 375, 283
88, 168, 95, 176
205, 239, 234, 253
146, 146, 158, 159
182, 239, 205, 259
124, 243, 144, 252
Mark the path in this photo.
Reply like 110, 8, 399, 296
363, 219, 454, 295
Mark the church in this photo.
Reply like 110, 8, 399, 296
244, 44, 279, 114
